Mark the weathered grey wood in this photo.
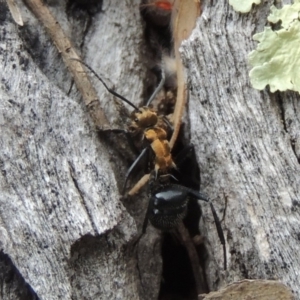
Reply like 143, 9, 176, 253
80, 1, 162, 299
181, 0, 300, 297
201, 279, 293, 299
2, 0, 299, 299
0, 0, 160, 299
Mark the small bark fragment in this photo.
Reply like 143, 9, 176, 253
200, 279, 294, 300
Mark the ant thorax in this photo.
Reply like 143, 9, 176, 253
128, 107, 175, 173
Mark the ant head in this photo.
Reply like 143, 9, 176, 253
130, 107, 158, 129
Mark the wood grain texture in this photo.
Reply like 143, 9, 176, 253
201, 279, 293, 300
0, 0, 147, 299
2, 0, 299, 299
181, 0, 300, 297
23, 0, 110, 129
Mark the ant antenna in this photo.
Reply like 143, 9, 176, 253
146, 68, 165, 106
70, 58, 140, 111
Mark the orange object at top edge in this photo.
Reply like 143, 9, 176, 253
155, 1, 173, 11
141, 1, 173, 11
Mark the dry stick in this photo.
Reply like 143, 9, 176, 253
169, 0, 200, 149
6, 0, 24, 26
22, 0, 110, 130
169, 58, 187, 149
170, 1, 205, 296
177, 221, 206, 296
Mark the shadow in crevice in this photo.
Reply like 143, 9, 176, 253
69, 233, 137, 299
0, 251, 39, 300
69, 234, 113, 299
158, 139, 210, 300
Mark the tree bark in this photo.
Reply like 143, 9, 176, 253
0, 0, 156, 299
181, 0, 300, 297
0, 0, 299, 299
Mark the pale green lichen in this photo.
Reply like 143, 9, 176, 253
249, 0, 300, 92
268, 0, 300, 29
229, 0, 261, 13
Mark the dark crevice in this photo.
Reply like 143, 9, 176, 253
290, 137, 300, 164
20, 0, 102, 98
66, 0, 103, 16
140, 4, 213, 299
275, 92, 288, 133
0, 251, 39, 300
68, 162, 98, 234
158, 131, 210, 299
17, 24, 71, 94
66, 0, 103, 49
275, 92, 300, 164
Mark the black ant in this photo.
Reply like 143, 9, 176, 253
139, 153, 227, 271
72, 59, 226, 270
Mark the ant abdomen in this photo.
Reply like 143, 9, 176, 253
148, 185, 189, 230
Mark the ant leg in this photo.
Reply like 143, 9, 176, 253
162, 116, 173, 135
133, 201, 150, 246
176, 185, 227, 270
177, 221, 207, 294
122, 147, 149, 194
128, 174, 150, 196
146, 67, 166, 106
208, 201, 227, 270
191, 190, 227, 271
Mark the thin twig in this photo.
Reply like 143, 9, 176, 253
124, 0, 202, 193
6, 0, 24, 26
177, 221, 207, 296
22, 0, 110, 129
169, 0, 201, 149
171, 3, 205, 293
